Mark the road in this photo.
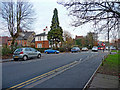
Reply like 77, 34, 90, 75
2, 51, 108, 89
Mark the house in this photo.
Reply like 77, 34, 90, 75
8, 31, 35, 47
35, 32, 49, 48
0, 36, 11, 46
75, 35, 83, 40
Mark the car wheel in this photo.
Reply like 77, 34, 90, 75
46, 52, 48, 54
37, 54, 41, 58
55, 52, 57, 54
23, 55, 28, 61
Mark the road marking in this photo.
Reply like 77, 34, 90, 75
7, 60, 80, 89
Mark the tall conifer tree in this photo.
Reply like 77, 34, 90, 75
48, 8, 63, 49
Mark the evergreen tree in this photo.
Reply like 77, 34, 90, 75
48, 8, 63, 49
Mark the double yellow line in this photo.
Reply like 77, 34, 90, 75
7, 61, 78, 89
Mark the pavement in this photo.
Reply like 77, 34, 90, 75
89, 73, 119, 89
87, 51, 119, 89
1, 58, 13, 62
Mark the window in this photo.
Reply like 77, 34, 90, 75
38, 36, 41, 41
37, 43, 42, 48
30, 48, 37, 52
25, 48, 31, 51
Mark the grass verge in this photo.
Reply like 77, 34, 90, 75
97, 50, 119, 76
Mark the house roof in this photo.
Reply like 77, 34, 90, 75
31, 38, 35, 43
35, 32, 47, 37
16, 31, 35, 40
75, 35, 83, 40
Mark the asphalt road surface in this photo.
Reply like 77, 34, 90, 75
2, 51, 108, 89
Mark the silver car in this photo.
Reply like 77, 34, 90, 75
71, 47, 80, 53
92, 46, 98, 52
82, 47, 88, 51
13, 47, 41, 61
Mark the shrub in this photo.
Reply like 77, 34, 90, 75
2, 47, 12, 56
35, 48, 50, 53
58, 47, 71, 52
58, 48, 65, 52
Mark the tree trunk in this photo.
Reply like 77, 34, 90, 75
11, 37, 16, 53
55, 40, 58, 49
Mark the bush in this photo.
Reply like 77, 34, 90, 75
58, 48, 65, 52
35, 48, 50, 53
2, 47, 12, 56
58, 47, 71, 52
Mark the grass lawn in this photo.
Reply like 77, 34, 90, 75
97, 50, 119, 76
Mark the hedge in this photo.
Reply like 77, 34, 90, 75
35, 48, 50, 53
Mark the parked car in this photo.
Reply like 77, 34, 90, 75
44, 49, 59, 54
81, 47, 88, 51
106, 46, 116, 50
13, 47, 41, 61
92, 46, 98, 52
110, 46, 116, 50
105, 46, 108, 50
71, 47, 80, 53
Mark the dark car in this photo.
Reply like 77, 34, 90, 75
44, 49, 59, 54
71, 47, 80, 53
13, 47, 41, 61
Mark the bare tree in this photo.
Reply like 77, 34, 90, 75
63, 30, 74, 48
1, 0, 34, 51
58, 0, 120, 46
63, 30, 72, 40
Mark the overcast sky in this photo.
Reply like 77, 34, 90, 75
0, 0, 106, 41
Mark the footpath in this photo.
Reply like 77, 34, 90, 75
85, 51, 120, 89
89, 73, 119, 89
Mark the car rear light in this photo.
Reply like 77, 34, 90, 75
20, 51, 23, 54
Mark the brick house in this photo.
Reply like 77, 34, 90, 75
35, 32, 49, 48
8, 31, 35, 47
0, 36, 11, 47
75, 35, 83, 40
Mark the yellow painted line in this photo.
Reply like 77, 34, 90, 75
7, 61, 78, 89
8, 71, 55, 89
16, 73, 53, 88
17, 62, 76, 88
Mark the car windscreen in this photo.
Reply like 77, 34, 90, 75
25, 48, 31, 51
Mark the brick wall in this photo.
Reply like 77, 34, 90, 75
8, 40, 27, 47
35, 40, 49, 48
